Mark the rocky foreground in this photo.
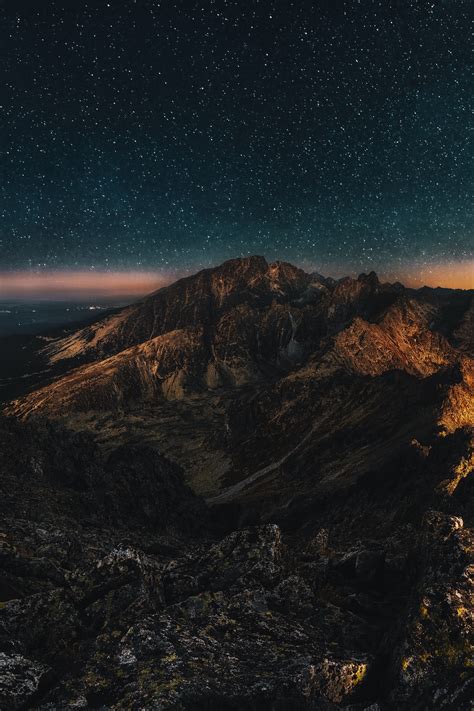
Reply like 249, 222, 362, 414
1, 257, 473, 709
0, 414, 472, 710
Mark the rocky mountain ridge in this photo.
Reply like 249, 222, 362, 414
4, 257, 473, 503
0, 256, 473, 709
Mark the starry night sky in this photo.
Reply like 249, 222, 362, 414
0, 0, 472, 292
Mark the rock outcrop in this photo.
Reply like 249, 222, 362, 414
0, 413, 472, 709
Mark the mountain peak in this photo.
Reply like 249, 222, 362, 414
357, 271, 379, 287
217, 255, 268, 273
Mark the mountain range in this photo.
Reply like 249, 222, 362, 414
1, 256, 473, 710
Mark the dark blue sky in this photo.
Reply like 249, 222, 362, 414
0, 0, 472, 284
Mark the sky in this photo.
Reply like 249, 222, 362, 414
0, 0, 472, 298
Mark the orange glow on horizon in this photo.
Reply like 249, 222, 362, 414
0, 270, 175, 300
302, 258, 474, 291
386, 260, 474, 291
0, 259, 472, 300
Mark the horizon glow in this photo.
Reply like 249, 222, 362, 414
0, 270, 174, 301
0, 259, 472, 301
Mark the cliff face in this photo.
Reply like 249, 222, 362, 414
36, 257, 312, 367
